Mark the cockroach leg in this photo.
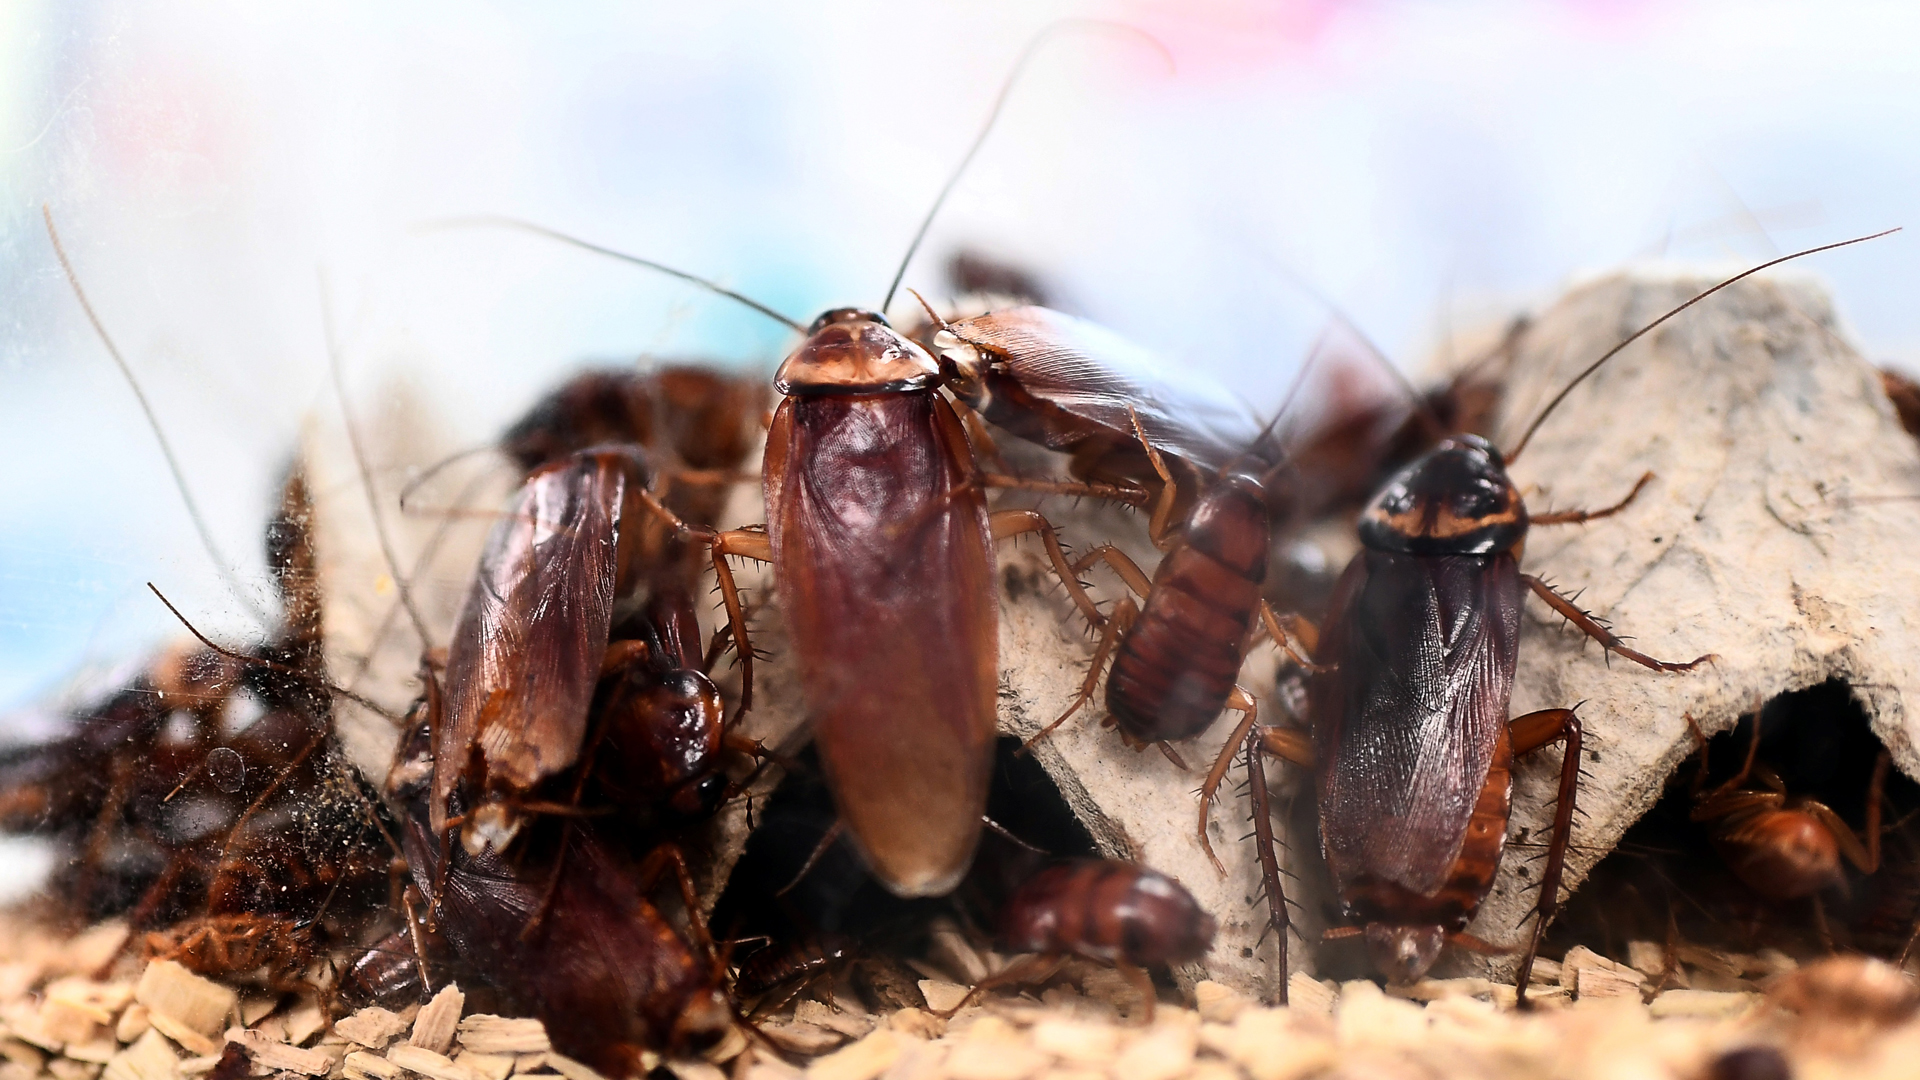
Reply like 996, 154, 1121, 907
932, 953, 1067, 1019
706, 529, 772, 717
1022, 598, 1135, 753
1259, 726, 1315, 767
981, 472, 1148, 506
1528, 471, 1655, 526
776, 821, 845, 898
1123, 406, 1181, 550
1507, 707, 1582, 1008
1519, 573, 1716, 672
1245, 723, 1288, 1005
988, 508, 1105, 629
401, 885, 438, 993
634, 843, 716, 957
1256, 602, 1329, 672
1197, 688, 1260, 875
1070, 543, 1154, 602
956, 402, 1013, 475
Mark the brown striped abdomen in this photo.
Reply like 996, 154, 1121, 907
1106, 477, 1270, 744
1341, 733, 1513, 933
997, 859, 1216, 967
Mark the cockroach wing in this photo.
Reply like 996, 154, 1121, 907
939, 306, 1261, 473
765, 392, 999, 898
1310, 551, 1522, 897
432, 454, 630, 830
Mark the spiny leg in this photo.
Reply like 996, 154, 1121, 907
1245, 723, 1288, 1006
1810, 751, 1889, 874
1197, 686, 1259, 875
1124, 406, 1181, 550
1508, 707, 1581, 1008
1070, 543, 1153, 601
1520, 574, 1716, 671
1256, 602, 1328, 672
1023, 598, 1135, 753
982, 473, 1148, 507
990, 508, 1104, 629
708, 530, 772, 718
1529, 471, 1654, 526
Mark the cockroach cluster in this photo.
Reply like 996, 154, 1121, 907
9, 41, 1917, 1074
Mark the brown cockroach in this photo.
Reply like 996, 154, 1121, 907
391, 714, 731, 1073
143, 913, 321, 989
431, 445, 661, 851
941, 858, 1215, 1022
731, 932, 855, 1004
1688, 711, 1889, 904
1238, 233, 1892, 1004
589, 583, 765, 830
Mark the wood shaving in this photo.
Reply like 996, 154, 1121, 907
407, 988, 464, 1057
452, 1018, 547, 1057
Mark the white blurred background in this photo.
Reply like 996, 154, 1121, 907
3, 0, 1919, 718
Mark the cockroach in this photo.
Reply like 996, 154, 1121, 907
941, 858, 1215, 1022
143, 913, 322, 989
1688, 711, 1889, 903
589, 583, 764, 830
1765, 955, 1920, 1052
431, 445, 661, 852
732, 932, 855, 1004
1239, 233, 1892, 1004
390, 716, 731, 1073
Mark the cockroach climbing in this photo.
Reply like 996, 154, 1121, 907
1230, 231, 1892, 1006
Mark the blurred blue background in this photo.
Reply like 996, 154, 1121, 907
2, 0, 1917, 717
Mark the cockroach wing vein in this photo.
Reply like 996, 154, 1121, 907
435, 457, 626, 821
1315, 551, 1520, 894
946, 306, 1260, 472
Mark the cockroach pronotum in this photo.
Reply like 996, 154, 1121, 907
433, 30, 1169, 898
1236, 233, 1894, 1005
939, 858, 1215, 1023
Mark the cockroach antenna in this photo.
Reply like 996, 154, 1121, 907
879, 19, 1174, 316
415, 215, 804, 332
1505, 227, 1901, 463
44, 206, 269, 626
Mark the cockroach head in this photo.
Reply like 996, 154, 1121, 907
1357, 434, 1527, 556
668, 986, 733, 1054
775, 308, 941, 396
1364, 923, 1447, 985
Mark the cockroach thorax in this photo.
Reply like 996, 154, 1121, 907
1357, 434, 1528, 556
775, 308, 940, 396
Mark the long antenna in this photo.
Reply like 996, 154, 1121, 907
44, 206, 269, 626
416, 215, 802, 332
1506, 227, 1901, 463
878, 19, 1174, 315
